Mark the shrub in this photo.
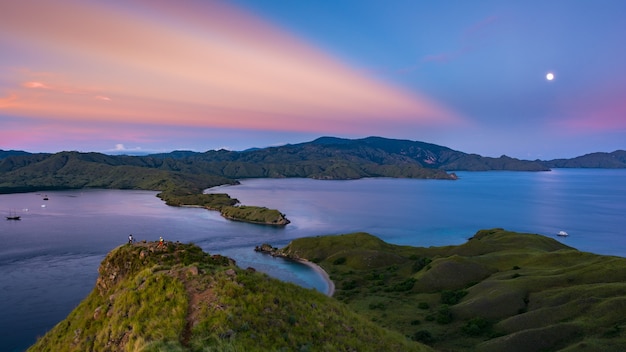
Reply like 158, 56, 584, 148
342, 280, 357, 290
440, 289, 468, 305
364, 272, 384, 281
462, 317, 491, 336
436, 305, 453, 324
604, 324, 621, 338
333, 257, 347, 265
418, 302, 430, 310
411, 330, 434, 344
389, 278, 416, 292
412, 257, 432, 273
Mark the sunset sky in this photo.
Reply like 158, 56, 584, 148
1, 0, 625, 159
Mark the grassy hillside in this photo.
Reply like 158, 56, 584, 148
28, 241, 430, 352
273, 229, 626, 351
0, 151, 236, 194
0, 151, 289, 225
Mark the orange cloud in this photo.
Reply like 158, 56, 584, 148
23, 81, 50, 89
0, 0, 462, 134
0, 93, 19, 108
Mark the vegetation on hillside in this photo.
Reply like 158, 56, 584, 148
28, 241, 430, 352
158, 192, 290, 226
544, 150, 626, 168
0, 151, 235, 194
0, 151, 289, 225
270, 229, 626, 351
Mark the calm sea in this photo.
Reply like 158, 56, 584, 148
1, 169, 625, 351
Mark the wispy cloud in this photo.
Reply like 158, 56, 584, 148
0, 0, 461, 135
425, 15, 499, 65
0, 93, 18, 108
23, 81, 50, 89
397, 15, 500, 74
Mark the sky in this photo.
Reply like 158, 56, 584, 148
1, 0, 625, 159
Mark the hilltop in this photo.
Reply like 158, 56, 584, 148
28, 241, 429, 352
4, 136, 626, 196
263, 229, 626, 351
0, 136, 550, 194
1, 136, 622, 225
29, 229, 626, 351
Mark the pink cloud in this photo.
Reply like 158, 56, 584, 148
0, 93, 19, 108
552, 83, 626, 133
23, 81, 50, 89
556, 103, 626, 132
0, 0, 462, 136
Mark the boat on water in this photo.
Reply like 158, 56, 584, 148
557, 231, 569, 237
6, 210, 20, 220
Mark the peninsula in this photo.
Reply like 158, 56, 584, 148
28, 240, 429, 351
258, 229, 626, 351
29, 229, 626, 351
1, 136, 624, 225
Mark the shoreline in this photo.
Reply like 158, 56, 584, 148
254, 245, 335, 296
296, 259, 335, 297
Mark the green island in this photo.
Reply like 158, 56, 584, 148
28, 240, 428, 352
258, 229, 626, 351
2, 136, 624, 225
4, 137, 626, 350
29, 229, 626, 351
157, 191, 290, 226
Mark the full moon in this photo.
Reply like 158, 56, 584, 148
546, 72, 555, 81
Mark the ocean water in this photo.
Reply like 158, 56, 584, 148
1, 169, 625, 351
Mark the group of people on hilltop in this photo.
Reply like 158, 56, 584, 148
127, 234, 165, 248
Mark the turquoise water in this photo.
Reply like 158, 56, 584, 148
1, 169, 625, 350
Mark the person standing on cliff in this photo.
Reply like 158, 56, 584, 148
128, 234, 134, 244
158, 236, 164, 249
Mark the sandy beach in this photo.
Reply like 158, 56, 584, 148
297, 259, 335, 297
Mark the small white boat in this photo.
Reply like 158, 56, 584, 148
557, 231, 569, 237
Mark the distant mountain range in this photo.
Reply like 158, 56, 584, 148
1, 136, 624, 194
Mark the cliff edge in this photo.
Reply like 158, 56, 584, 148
28, 241, 429, 352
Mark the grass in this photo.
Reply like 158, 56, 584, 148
220, 205, 290, 226
28, 229, 626, 351
28, 241, 431, 352
276, 228, 626, 351
158, 192, 290, 226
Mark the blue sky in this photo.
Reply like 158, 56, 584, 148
1, 0, 625, 159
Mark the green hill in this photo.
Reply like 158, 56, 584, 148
28, 241, 430, 352
25, 229, 626, 351
1, 136, 557, 195
270, 229, 626, 351
544, 150, 626, 168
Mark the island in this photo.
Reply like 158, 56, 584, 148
28, 240, 428, 351
29, 229, 626, 351
256, 229, 626, 351
157, 191, 290, 226
2, 136, 624, 225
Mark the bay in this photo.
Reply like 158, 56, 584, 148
1, 169, 625, 351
